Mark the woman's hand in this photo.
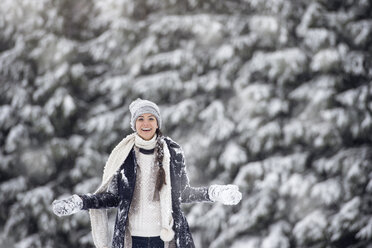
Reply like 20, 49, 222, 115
52, 194, 83, 217
208, 184, 242, 205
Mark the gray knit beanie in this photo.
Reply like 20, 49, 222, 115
129, 98, 162, 131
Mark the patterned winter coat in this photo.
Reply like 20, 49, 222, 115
79, 137, 212, 248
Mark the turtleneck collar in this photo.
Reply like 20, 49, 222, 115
134, 132, 157, 151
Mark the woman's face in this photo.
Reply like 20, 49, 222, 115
135, 113, 158, 140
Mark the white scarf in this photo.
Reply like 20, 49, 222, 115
89, 133, 174, 248
134, 132, 157, 150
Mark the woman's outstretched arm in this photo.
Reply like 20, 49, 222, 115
52, 174, 120, 216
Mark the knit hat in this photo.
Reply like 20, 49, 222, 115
129, 98, 162, 131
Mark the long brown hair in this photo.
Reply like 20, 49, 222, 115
155, 129, 166, 191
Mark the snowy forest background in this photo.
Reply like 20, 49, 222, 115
0, 0, 371, 247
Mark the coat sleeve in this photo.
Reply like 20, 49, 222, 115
78, 173, 120, 210
180, 175, 212, 204
173, 142, 213, 204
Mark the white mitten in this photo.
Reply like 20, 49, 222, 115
52, 194, 83, 217
208, 184, 242, 205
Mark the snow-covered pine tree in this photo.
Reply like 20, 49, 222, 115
0, 0, 371, 247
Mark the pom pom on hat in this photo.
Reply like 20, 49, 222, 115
129, 98, 162, 131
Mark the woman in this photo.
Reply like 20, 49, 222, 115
52, 98, 242, 248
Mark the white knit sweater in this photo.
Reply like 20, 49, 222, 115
129, 134, 174, 242
129, 137, 161, 236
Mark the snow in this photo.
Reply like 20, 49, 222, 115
5, 124, 28, 153
346, 20, 372, 46
0, 176, 27, 203
330, 197, 361, 240
44, 88, 76, 117
199, 100, 235, 141
62, 94, 76, 118
219, 142, 247, 171
280, 173, 316, 198
246, 0, 288, 13
197, 71, 227, 92
310, 179, 341, 206
293, 210, 327, 245
231, 237, 260, 248
248, 48, 307, 84
148, 14, 224, 46
191, 16, 223, 45
234, 162, 264, 189
357, 218, 372, 240
142, 49, 197, 73
84, 111, 119, 133
99, 75, 132, 107
296, 3, 323, 37
250, 15, 279, 35
346, 162, 366, 185
14, 234, 42, 248
343, 51, 367, 75
94, 0, 134, 22
289, 76, 336, 104
256, 172, 280, 191
248, 121, 281, 154
20, 147, 56, 184
261, 222, 290, 248
127, 36, 159, 66
212, 44, 235, 65
74, 177, 101, 195
70, 63, 85, 79
367, 178, 372, 193
231, 34, 258, 55
320, 108, 349, 130
121, 170, 129, 187
311, 48, 340, 72
162, 99, 198, 125
314, 157, 340, 177
303, 28, 336, 51
132, 72, 183, 102
19, 186, 54, 216
1, 0, 371, 247
282, 120, 305, 146
30, 36, 75, 72
0, 105, 15, 130
336, 84, 364, 107
10, 86, 29, 108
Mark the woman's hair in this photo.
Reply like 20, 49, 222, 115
155, 129, 166, 191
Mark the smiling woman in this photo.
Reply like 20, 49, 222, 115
135, 114, 158, 141
52, 98, 242, 248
